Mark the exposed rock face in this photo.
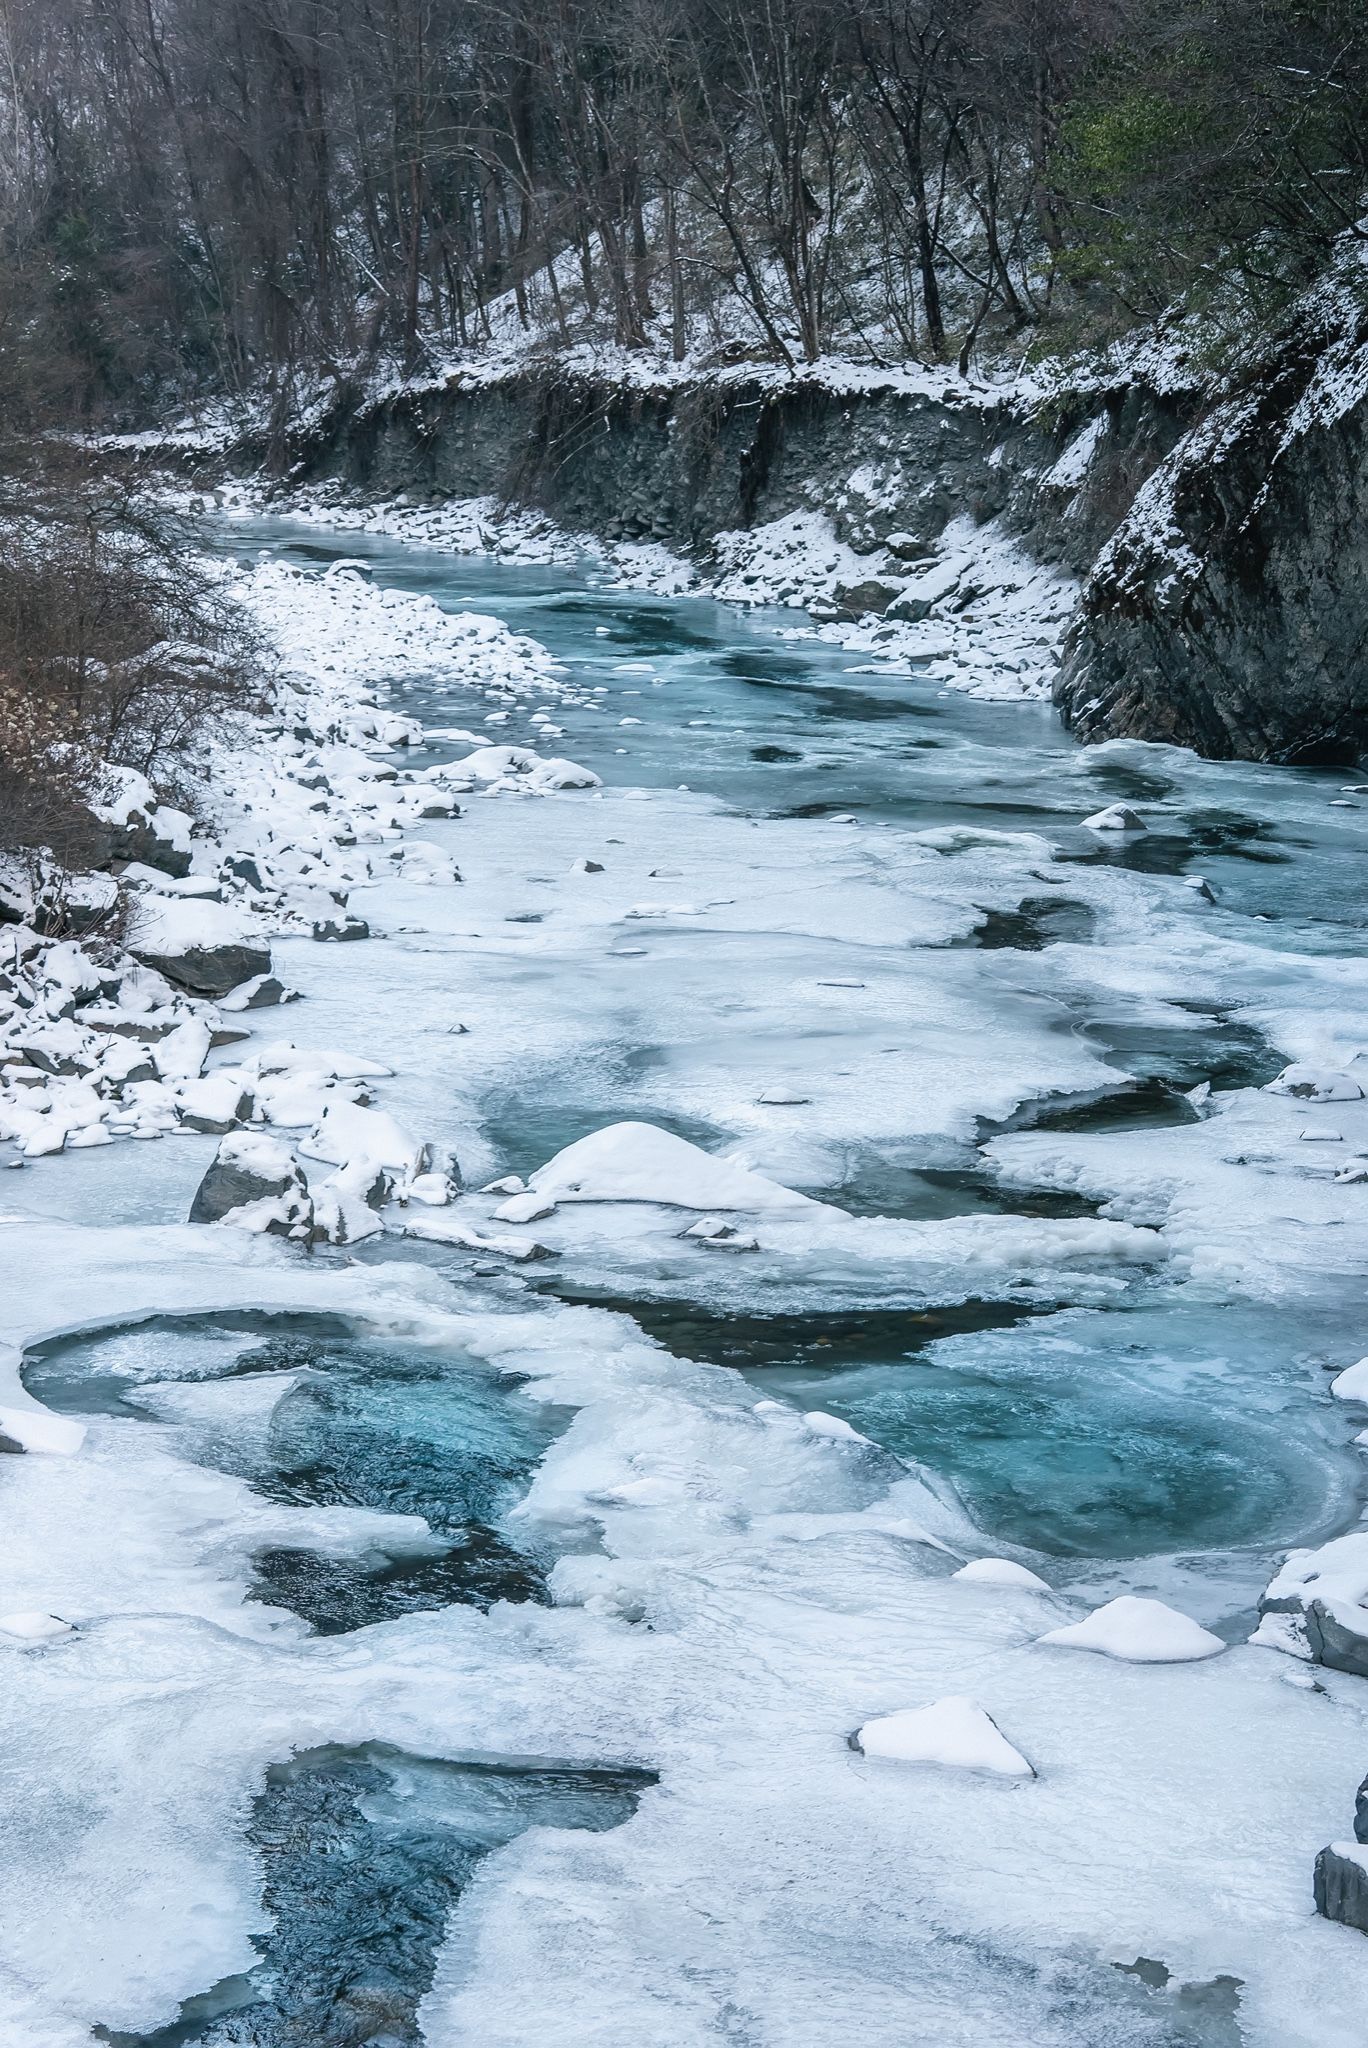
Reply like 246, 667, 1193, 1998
1315, 1842, 1368, 1934
278, 362, 1188, 585
1058, 270, 1368, 764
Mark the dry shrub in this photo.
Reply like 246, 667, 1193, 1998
0, 455, 262, 864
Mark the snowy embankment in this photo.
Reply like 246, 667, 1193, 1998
222, 478, 1074, 706
0, 559, 592, 1175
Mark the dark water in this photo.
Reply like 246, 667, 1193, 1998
99, 1743, 654, 2047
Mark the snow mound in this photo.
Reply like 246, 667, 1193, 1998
0, 1612, 73, 1641
1329, 1358, 1368, 1402
527, 1121, 816, 1211
953, 1558, 1052, 1591
1037, 1595, 1224, 1663
855, 1697, 1035, 1778
1265, 1065, 1365, 1102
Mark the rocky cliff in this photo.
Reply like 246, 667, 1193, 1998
277, 357, 1186, 591
1056, 266, 1368, 766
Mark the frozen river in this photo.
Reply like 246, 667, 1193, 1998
8, 515, 1368, 2046
215, 519, 1368, 1602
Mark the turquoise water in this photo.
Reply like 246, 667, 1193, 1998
27, 1315, 567, 1626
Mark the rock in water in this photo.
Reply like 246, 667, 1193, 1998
1082, 803, 1146, 833
189, 1132, 313, 1237
1315, 1843, 1368, 1933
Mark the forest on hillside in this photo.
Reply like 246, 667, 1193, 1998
2, 0, 1366, 423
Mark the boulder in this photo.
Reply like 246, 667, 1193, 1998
130, 898, 271, 999
189, 1132, 312, 1237
1315, 1843, 1368, 1933
312, 915, 371, 943
1256, 1532, 1368, 1677
837, 578, 901, 619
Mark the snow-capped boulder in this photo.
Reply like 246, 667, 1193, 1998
1082, 804, 1147, 832
1037, 1595, 1224, 1662
130, 898, 270, 998
175, 1073, 254, 1135
189, 1132, 313, 1238
219, 973, 295, 1011
527, 1120, 815, 1211
448, 745, 601, 793
1255, 1532, 1368, 1676
803, 1411, 870, 1443
854, 1697, 1034, 1778
1265, 1064, 1365, 1102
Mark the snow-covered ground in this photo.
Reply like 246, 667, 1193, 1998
4, 518, 1368, 2045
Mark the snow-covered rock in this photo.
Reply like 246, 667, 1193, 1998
299, 1101, 426, 1176
129, 898, 271, 998
1082, 804, 1146, 833
854, 1697, 1035, 1778
493, 1189, 558, 1225
1265, 1064, 1365, 1102
174, 1072, 255, 1134
188, 1132, 313, 1238
1037, 1595, 1224, 1663
311, 914, 371, 943
310, 1156, 391, 1245
1255, 1532, 1368, 1677
527, 1121, 815, 1211
218, 974, 295, 1012
449, 744, 601, 793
